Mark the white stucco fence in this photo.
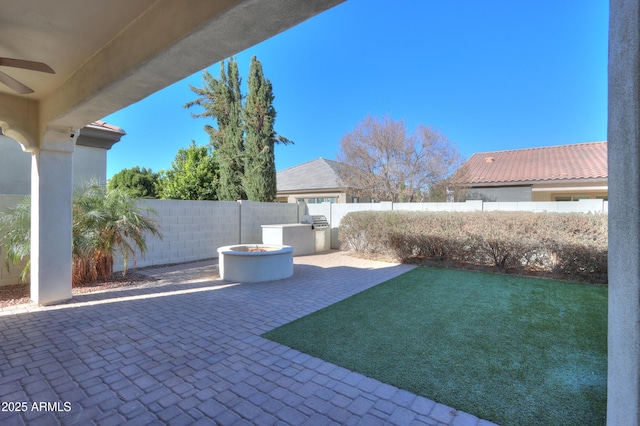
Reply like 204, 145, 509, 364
306, 199, 609, 250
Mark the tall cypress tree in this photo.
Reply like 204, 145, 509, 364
185, 58, 245, 200
242, 56, 292, 202
221, 58, 246, 200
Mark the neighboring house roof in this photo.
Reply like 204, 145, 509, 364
277, 158, 350, 192
450, 141, 607, 186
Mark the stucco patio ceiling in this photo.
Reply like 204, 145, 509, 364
0, 0, 344, 144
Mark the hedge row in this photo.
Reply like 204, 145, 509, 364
338, 211, 608, 284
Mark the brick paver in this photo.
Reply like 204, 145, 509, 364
0, 251, 497, 425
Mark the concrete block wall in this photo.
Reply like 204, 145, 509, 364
238, 200, 299, 244
114, 199, 242, 271
0, 196, 302, 285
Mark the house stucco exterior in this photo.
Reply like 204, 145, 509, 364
0, 121, 124, 195
276, 158, 371, 203
451, 142, 608, 202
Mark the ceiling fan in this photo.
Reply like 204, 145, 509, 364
0, 57, 55, 94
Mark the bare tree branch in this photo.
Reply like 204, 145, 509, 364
337, 115, 464, 202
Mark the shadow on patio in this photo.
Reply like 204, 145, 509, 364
0, 251, 492, 425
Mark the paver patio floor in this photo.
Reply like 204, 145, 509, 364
0, 251, 497, 425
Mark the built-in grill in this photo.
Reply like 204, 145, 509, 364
301, 215, 329, 229
301, 215, 331, 252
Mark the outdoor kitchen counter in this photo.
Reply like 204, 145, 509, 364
261, 223, 314, 256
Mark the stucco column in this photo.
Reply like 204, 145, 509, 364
608, 1, 640, 424
30, 127, 78, 305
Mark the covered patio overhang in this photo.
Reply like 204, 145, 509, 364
0, 0, 344, 306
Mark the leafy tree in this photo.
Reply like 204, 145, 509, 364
0, 182, 161, 286
186, 58, 245, 200
108, 166, 160, 198
337, 115, 464, 202
242, 56, 292, 201
157, 142, 220, 200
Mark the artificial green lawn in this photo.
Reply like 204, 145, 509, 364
262, 267, 607, 426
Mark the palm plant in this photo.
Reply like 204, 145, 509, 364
72, 182, 161, 284
0, 182, 162, 286
0, 196, 31, 282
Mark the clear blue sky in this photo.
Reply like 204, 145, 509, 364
103, 0, 608, 179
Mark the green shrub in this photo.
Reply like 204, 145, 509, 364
0, 197, 32, 282
339, 211, 608, 283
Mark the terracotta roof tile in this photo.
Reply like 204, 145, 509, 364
451, 142, 607, 185
88, 120, 126, 135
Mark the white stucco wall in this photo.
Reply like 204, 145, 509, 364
73, 145, 108, 186
238, 200, 299, 244
0, 136, 109, 195
0, 137, 31, 195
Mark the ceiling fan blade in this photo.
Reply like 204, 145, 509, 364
0, 70, 34, 94
0, 58, 55, 74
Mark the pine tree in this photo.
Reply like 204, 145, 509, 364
242, 56, 292, 201
186, 58, 245, 200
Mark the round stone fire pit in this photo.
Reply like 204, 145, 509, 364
217, 244, 294, 283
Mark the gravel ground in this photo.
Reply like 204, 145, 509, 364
0, 272, 156, 308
